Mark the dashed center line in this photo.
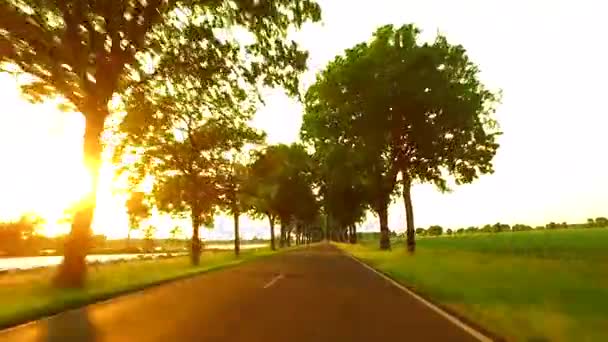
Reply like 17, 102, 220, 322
263, 274, 284, 289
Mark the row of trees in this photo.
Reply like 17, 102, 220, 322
416, 217, 608, 236
301, 24, 501, 252
1, 1, 500, 287
1, 0, 322, 287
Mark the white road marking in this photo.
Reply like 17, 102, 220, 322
263, 274, 284, 289
344, 253, 492, 342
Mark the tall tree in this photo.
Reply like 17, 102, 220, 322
125, 191, 150, 247
0, 0, 321, 286
218, 160, 253, 256
304, 24, 500, 252
118, 93, 264, 265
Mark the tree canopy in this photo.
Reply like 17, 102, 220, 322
302, 23, 500, 251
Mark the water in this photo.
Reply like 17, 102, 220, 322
0, 243, 268, 271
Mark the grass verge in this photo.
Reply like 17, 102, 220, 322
0, 247, 278, 330
337, 228, 608, 342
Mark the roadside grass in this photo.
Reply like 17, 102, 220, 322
0, 247, 277, 330
338, 228, 608, 342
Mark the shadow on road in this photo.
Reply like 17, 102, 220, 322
41, 308, 97, 342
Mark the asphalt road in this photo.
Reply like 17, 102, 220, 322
0, 244, 480, 342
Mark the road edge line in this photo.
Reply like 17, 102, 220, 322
342, 252, 493, 342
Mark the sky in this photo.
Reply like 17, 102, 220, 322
0, 0, 607, 239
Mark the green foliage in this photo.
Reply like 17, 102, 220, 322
0, 0, 321, 110
302, 23, 500, 250
125, 191, 150, 235
246, 143, 319, 246
427, 225, 443, 236
512, 224, 533, 232
0, 215, 43, 256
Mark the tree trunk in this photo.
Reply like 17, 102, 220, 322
402, 175, 416, 253
324, 214, 330, 241
350, 224, 357, 244
191, 212, 201, 266
233, 210, 240, 257
267, 214, 276, 251
378, 204, 390, 250
55, 112, 105, 288
126, 229, 131, 248
279, 218, 285, 248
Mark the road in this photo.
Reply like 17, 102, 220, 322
0, 244, 481, 342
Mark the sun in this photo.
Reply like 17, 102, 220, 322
0, 74, 130, 238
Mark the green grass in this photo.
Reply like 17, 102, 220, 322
338, 228, 608, 342
0, 248, 277, 329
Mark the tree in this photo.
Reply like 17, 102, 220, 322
246, 144, 318, 248
218, 160, 251, 256
595, 217, 608, 227
0, 0, 321, 287
512, 224, 533, 232
143, 225, 157, 252
125, 191, 150, 247
466, 226, 479, 233
303, 24, 500, 252
415, 227, 425, 236
587, 218, 596, 228
446, 228, 453, 235
427, 225, 443, 236
169, 225, 183, 249
302, 142, 368, 245
0, 214, 43, 256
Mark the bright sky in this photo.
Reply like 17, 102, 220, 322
0, 0, 606, 238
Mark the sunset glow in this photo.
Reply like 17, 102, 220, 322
1, 0, 607, 240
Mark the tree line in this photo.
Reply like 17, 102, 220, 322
1, 0, 501, 288
416, 217, 608, 236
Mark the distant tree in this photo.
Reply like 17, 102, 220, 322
415, 228, 425, 236
446, 228, 453, 236
595, 217, 608, 227
0, 0, 321, 287
427, 225, 443, 236
169, 226, 183, 248
492, 223, 510, 233
546, 222, 559, 230
512, 224, 533, 232
480, 224, 493, 233
0, 214, 43, 256
218, 160, 253, 257
535, 225, 545, 230
466, 226, 479, 233
125, 192, 150, 247
456, 228, 465, 234
587, 218, 596, 228
143, 225, 157, 252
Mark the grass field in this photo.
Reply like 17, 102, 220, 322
338, 228, 608, 342
0, 248, 277, 329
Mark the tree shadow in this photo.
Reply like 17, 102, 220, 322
41, 308, 97, 342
